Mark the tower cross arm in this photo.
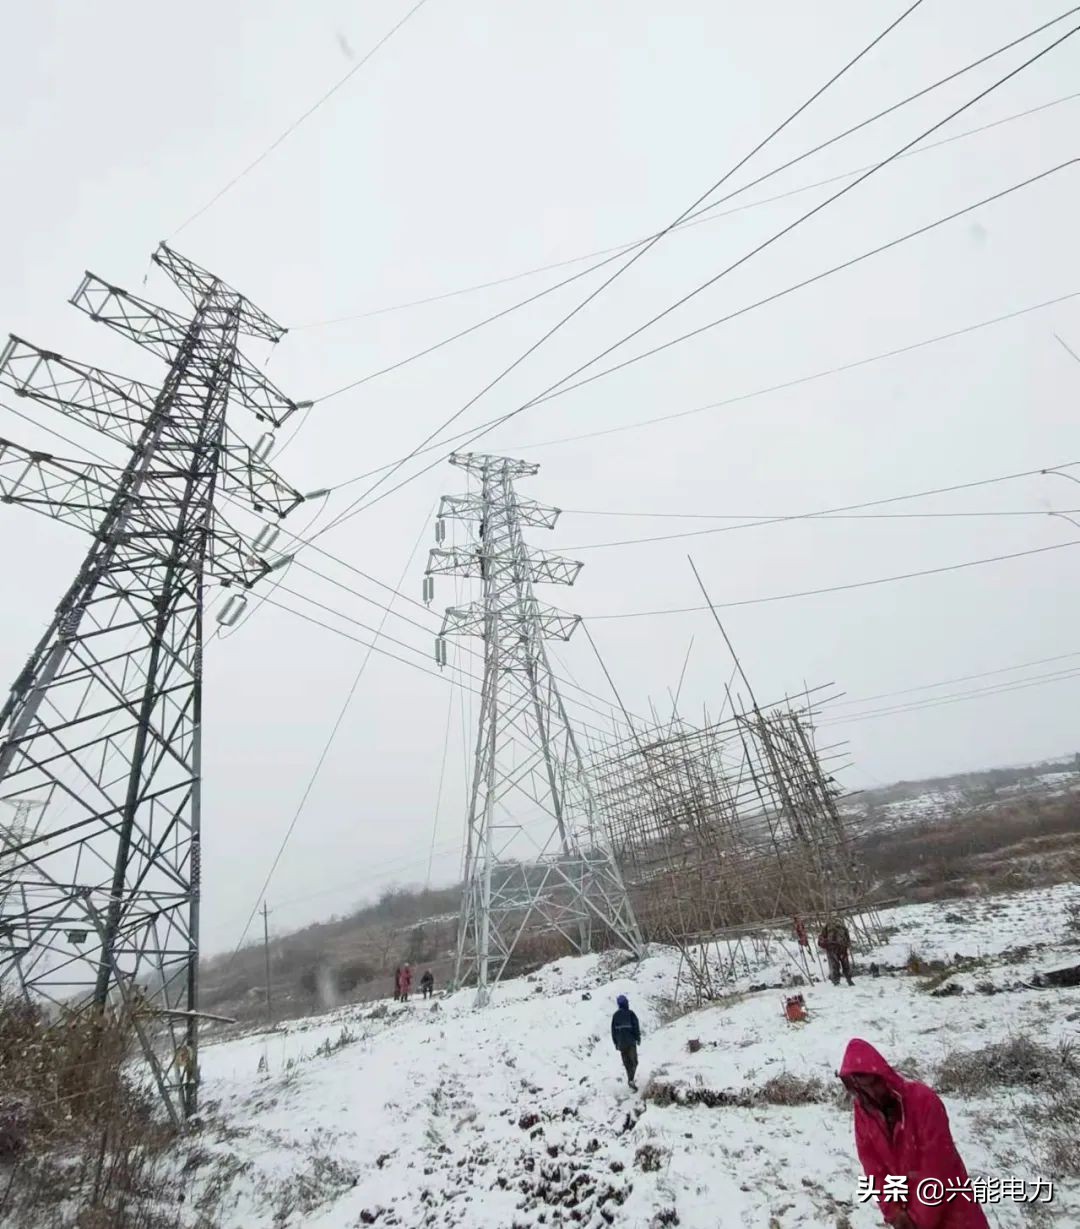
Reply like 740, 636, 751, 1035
0, 339, 303, 517
426, 546, 582, 586
449, 452, 539, 479
69, 277, 304, 428
207, 512, 274, 588
218, 436, 304, 517
440, 600, 581, 642
0, 435, 119, 534
153, 244, 287, 342
439, 493, 560, 530
0, 436, 274, 587
0, 337, 156, 449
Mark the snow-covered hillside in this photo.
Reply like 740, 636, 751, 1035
840, 770, 1080, 838
184, 886, 1080, 1228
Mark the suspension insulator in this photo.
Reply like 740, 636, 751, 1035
216, 593, 248, 627
422, 575, 434, 606
253, 432, 275, 461
435, 518, 446, 543
435, 636, 447, 668
252, 523, 281, 553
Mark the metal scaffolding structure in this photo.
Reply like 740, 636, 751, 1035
589, 689, 881, 1000
427, 452, 642, 1003
0, 244, 306, 1119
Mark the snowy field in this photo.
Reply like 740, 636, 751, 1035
182, 885, 1080, 1228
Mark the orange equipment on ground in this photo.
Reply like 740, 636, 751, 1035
783, 993, 808, 1023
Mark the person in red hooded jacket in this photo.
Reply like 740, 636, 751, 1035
839, 1039, 989, 1229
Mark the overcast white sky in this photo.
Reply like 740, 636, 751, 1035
2, 1, 1078, 953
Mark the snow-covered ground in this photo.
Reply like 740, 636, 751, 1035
182, 885, 1080, 1228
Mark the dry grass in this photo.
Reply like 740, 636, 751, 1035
935, 1036, 1077, 1098
643, 1069, 830, 1110
758, 1073, 829, 1106
935, 1037, 1080, 1182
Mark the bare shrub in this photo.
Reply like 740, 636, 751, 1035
1033, 1081, 1080, 1178
634, 1143, 667, 1172
265, 1131, 359, 1224
314, 1026, 359, 1059
936, 1038, 1080, 1181
758, 1073, 828, 1106
0, 994, 206, 1229
936, 1036, 1077, 1097
643, 1070, 830, 1110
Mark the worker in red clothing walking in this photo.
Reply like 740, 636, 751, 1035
399, 963, 413, 1002
839, 1039, 989, 1229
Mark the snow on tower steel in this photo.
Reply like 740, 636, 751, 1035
426, 451, 643, 1004
0, 243, 307, 1122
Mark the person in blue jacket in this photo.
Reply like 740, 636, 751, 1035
611, 994, 641, 1090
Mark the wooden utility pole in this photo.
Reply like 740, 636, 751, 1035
262, 900, 273, 1027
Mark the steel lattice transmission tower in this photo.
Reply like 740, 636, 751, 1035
426, 452, 642, 1003
0, 244, 306, 1119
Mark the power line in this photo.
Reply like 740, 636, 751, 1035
562, 507, 1078, 523
171, 0, 434, 237
489, 161, 1080, 458
292, 3, 1080, 332
467, 30, 1080, 453
830, 648, 1080, 708
425, 687, 455, 889
297, 85, 1079, 329
319, 288, 1080, 490
588, 537, 1080, 620
298, 80, 1080, 337
286, 556, 634, 727
227, 507, 435, 963
313, 0, 929, 537
323, 153, 1080, 533
303, 85, 1080, 411
273, 574, 634, 736
0, 401, 115, 465
821, 664, 1080, 725
586, 509, 1080, 528
556, 463, 1080, 550
262, 591, 476, 691
312, 248, 627, 405
229, 489, 651, 727
259, 572, 625, 742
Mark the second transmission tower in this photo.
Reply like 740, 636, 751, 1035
427, 452, 642, 1004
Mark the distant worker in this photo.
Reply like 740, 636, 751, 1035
400, 962, 413, 1002
476, 518, 487, 580
420, 970, 434, 999
610, 994, 641, 1091
818, 916, 854, 986
393, 966, 402, 1002
839, 1039, 989, 1229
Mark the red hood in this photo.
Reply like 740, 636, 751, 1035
840, 1038, 907, 1094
